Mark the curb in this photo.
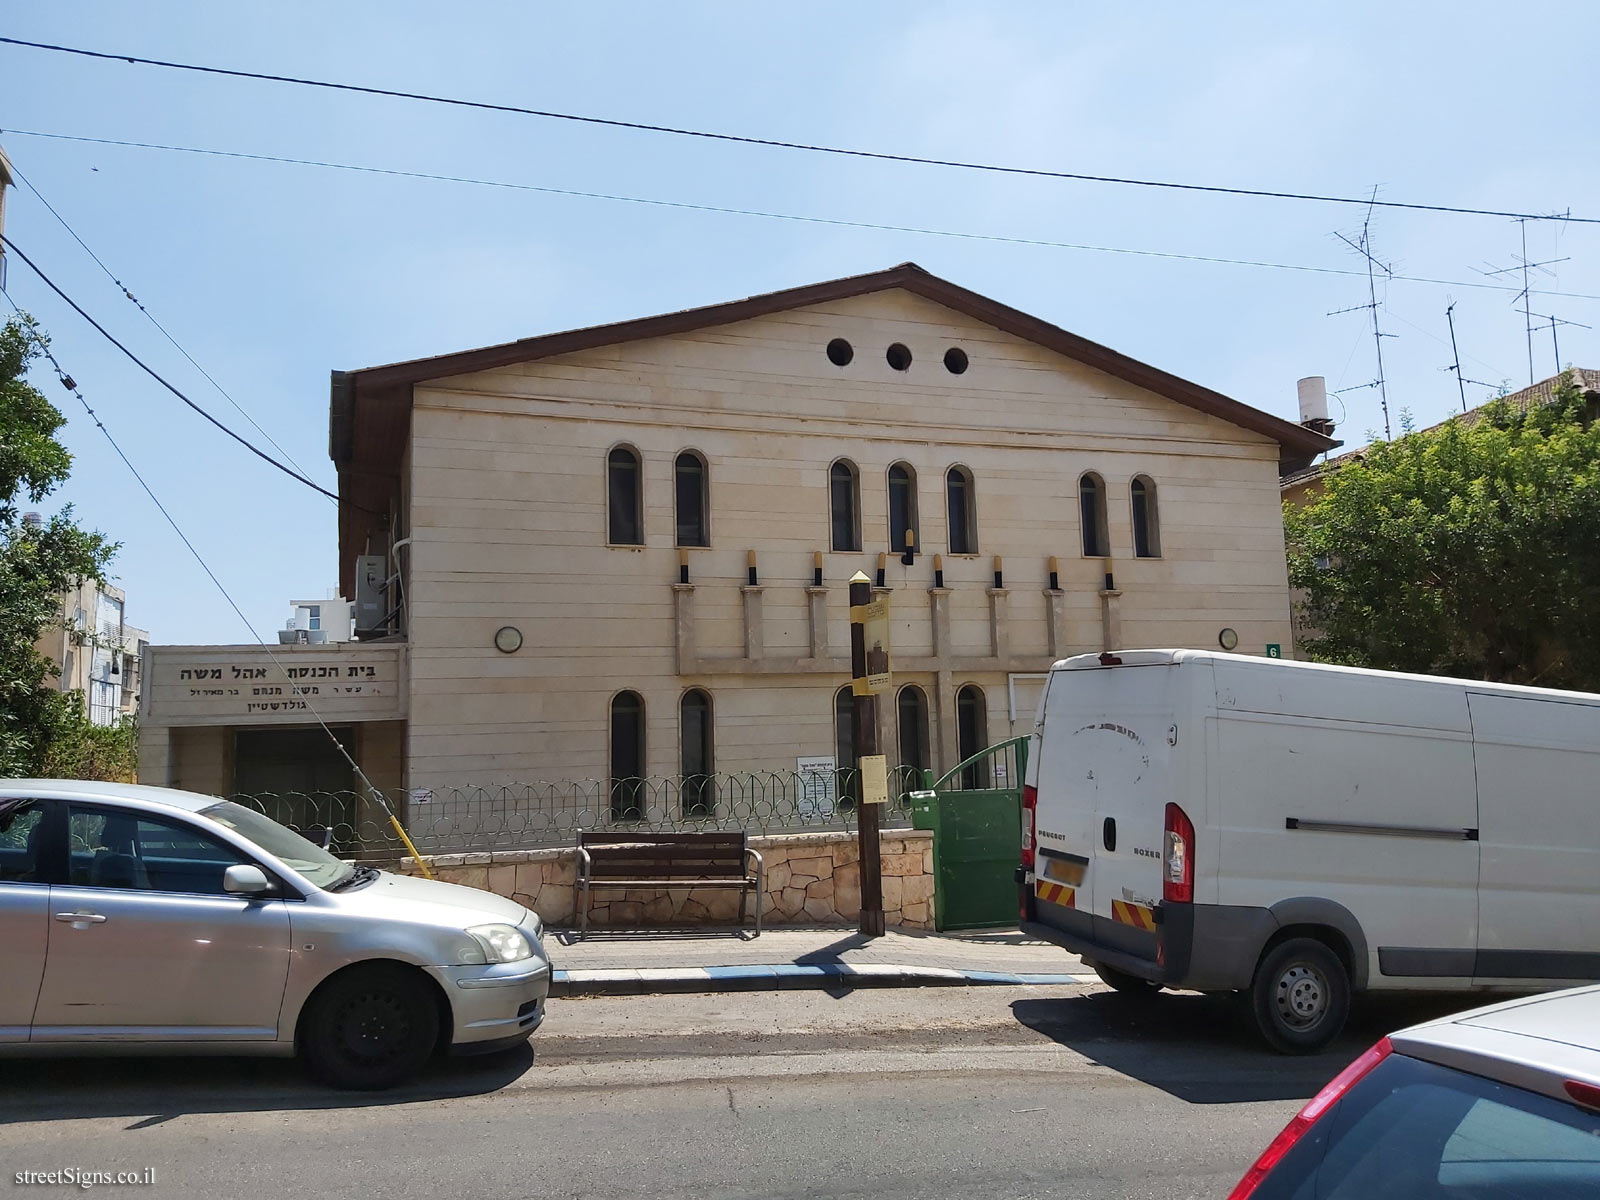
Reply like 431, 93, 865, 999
549, 964, 1095, 997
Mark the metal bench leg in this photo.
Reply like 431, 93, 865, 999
747, 848, 764, 938
575, 846, 592, 939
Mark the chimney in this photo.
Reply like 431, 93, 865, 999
1297, 376, 1336, 438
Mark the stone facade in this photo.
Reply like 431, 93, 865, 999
398, 828, 936, 930
138, 265, 1331, 806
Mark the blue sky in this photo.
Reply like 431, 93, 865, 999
3, 2, 1597, 644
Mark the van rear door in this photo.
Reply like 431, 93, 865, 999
1032, 657, 1187, 965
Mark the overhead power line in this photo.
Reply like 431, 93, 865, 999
0, 233, 341, 503
0, 282, 430, 875
3, 35, 1596, 227
7, 128, 1599, 304
5, 158, 324, 490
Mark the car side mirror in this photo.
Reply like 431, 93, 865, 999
224, 863, 275, 897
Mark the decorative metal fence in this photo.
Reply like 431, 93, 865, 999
235, 764, 925, 862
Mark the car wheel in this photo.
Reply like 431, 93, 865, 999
1092, 962, 1162, 998
300, 964, 441, 1090
1250, 937, 1350, 1054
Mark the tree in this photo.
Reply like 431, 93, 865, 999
1285, 374, 1600, 689
0, 314, 118, 774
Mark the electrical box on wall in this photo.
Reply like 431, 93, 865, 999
353, 556, 389, 637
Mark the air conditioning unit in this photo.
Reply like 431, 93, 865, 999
353, 555, 389, 637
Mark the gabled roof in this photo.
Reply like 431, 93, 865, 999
333, 261, 1334, 461
331, 263, 1338, 592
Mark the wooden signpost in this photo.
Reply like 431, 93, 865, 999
848, 570, 887, 936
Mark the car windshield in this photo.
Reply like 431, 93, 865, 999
200, 801, 355, 890
1255, 1051, 1600, 1199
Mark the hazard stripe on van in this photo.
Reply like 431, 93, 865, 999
1111, 900, 1157, 932
1035, 880, 1075, 908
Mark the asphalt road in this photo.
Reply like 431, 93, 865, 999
0, 984, 1478, 1199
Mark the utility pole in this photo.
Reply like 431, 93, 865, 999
848, 570, 885, 937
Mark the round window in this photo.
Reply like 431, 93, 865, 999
886, 343, 912, 371
826, 338, 854, 367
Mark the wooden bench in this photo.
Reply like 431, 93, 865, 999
575, 831, 764, 936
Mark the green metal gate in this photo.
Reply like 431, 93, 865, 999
911, 736, 1027, 931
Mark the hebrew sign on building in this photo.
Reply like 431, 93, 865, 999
144, 644, 406, 726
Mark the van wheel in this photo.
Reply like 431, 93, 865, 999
1092, 963, 1162, 998
300, 964, 440, 1090
1251, 938, 1349, 1054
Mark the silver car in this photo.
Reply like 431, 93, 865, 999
0, 780, 550, 1089
1229, 985, 1600, 1197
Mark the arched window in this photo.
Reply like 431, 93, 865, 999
607, 445, 643, 546
609, 691, 646, 821
833, 685, 859, 809
674, 451, 709, 548
888, 462, 919, 553
1131, 475, 1160, 558
679, 688, 715, 817
829, 460, 861, 552
946, 466, 977, 554
897, 685, 930, 776
956, 684, 990, 789
1078, 472, 1109, 558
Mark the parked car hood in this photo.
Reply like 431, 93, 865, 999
331, 869, 529, 927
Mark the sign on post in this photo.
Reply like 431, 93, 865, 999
850, 593, 891, 695
859, 754, 890, 806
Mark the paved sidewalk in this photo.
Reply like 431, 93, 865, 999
546, 925, 1095, 995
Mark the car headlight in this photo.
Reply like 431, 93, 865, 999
459, 923, 533, 964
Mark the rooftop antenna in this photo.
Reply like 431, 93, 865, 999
1529, 312, 1591, 374
1445, 303, 1468, 413
1440, 303, 1499, 412
1328, 187, 1397, 438
1480, 217, 1569, 386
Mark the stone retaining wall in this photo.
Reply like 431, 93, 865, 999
398, 828, 935, 929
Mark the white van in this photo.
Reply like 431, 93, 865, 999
1020, 650, 1600, 1052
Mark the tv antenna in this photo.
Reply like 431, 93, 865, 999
1528, 312, 1590, 375
1327, 188, 1397, 438
1442, 302, 1499, 413
1479, 217, 1570, 385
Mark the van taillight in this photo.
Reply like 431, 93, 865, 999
1021, 785, 1037, 871
1227, 1038, 1392, 1198
1163, 802, 1194, 903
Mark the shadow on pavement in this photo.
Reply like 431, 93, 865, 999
1011, 988, 1484, 1104
0, 1043, 535, 1126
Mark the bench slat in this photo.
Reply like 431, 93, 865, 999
582, 878, 755, 888
579, 838, 745, 857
